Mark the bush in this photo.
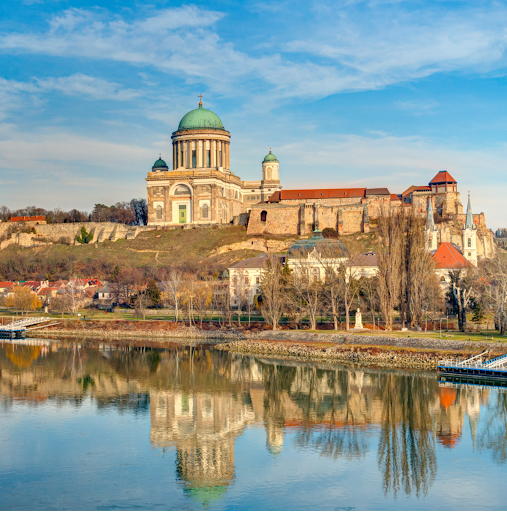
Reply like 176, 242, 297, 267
322, 227, 338, 239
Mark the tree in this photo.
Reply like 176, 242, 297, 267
76, 225, 93, 244
135, 292, 150, 320
449, 270, 476, 332
472, 302, 486, 327
162, 270, 183, 322
481, 254, 507, 334
376, 209, 404, 330
260, 258, 286, 330
146, 279, 161, 307
5, 286, 41, 315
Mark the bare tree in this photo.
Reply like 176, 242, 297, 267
480, 254, 507, 334
449, 269, 476, 332
162, 269, 183, 322
376, 209, 404, 330
260, 257, 286, 330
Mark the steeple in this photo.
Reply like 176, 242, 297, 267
426, 197, 436, 231
425, 198, 438, 251
465, 192, 475, 230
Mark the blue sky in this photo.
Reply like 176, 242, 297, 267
0, 0, 506, 228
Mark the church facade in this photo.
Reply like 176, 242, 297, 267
146, 99, 281, 226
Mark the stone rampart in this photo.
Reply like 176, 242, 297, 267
0, 222, 154, 250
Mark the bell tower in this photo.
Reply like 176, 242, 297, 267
424, 197, 438, 251
462, 192, 477, 266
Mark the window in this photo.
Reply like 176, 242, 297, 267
202, 204, 209, 219
468, 238, 472, 247
192, 150, 196, 168
174, 185, 191, 195
180, 151, 184, 167
219, 150, 222, 167
156, 205, 162, 220
256, 277, 260, 284
244, 276, 248, 284
261, 210, 267, 222
206, 150, 211, 167
176, 151, 178, 168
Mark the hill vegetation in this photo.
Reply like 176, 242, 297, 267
0, 225, 296, 281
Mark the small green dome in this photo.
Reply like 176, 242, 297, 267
178, 105, 224, 131
153, 155, 167, 168
263, 150, 278, 163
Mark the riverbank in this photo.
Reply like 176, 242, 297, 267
32, 319, 243, 340
32, 320, 507, 369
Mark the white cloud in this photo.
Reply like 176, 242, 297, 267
36, 74, 141, 101
3, 3, 507, 105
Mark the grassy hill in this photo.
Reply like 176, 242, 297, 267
0, 226, 294, 281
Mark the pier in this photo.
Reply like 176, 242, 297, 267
437, 350, 507, 382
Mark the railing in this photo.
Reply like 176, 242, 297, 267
484, 354, 507, 369
0, 317, 50, 331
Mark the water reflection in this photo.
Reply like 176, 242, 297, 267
0, 339, 506, 506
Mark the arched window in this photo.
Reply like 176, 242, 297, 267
174, 184, 191, 195
202, 204, 209, 219
468, 237, 472, 247
261, 210, 267, 222
156, 205, 162, 220
266, 167, 272, 180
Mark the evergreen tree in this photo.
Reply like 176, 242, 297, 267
147, 279, 161, 306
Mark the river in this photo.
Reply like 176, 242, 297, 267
0, 339, 506, 510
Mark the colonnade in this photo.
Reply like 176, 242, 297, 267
173, 139, 230, 170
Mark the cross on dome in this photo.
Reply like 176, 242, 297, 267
198, 93, 203, 108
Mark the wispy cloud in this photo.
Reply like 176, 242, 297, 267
2, 2, 507, 105
36, 74, 141, 101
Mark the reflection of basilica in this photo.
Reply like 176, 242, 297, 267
150, 389, 255, 500
0, 342, 504, 502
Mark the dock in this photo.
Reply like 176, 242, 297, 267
437, 350, 507, 382
0, 317, 55, 340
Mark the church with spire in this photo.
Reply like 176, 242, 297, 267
146, 96, 282, 226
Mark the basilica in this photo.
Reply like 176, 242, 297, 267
146, 99, 282, 226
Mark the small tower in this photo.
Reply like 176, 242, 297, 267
262, 149, 280, 181
425, 197, 438, 251
462, 192, 477, 266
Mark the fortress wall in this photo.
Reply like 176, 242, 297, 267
0, 222, 154, 249
247, 204, 300, 235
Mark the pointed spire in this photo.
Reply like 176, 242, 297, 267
426, 198, 436, 231
465, 192, 474, 229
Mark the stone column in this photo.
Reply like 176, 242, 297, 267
183, 141, 188, 169
173, 142, 176, 170
199, 139, 203, 168
226, 142, 230, 169
219, 141, 223, 168
211, 140, 216, 168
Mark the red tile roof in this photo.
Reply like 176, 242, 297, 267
8, 216, 46, 222
0, 281, 14, 288
390, 194, 401, 202
432, 242, 474, 269
269, 188, 366, 202
401, 185, 432, 198
429, 170, 457, 185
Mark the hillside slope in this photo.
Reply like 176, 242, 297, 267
0, 226, 295, 281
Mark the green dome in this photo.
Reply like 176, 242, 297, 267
153, 155, 167, 168
263, 150, 278, 163
178, 105, 224, 131
287, 230, 349, 259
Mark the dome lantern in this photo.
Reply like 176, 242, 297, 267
263, 149, 279, 163
152, 154, 168, 170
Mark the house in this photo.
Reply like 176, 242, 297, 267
0, 281, 15, 293
8, 215, 47, 224
432, 242, 474, 286
229, 253, 285, 306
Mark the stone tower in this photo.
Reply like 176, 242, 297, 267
425, 197, 438, 251
462, 193, 477, 266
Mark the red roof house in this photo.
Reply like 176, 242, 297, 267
432, 242, 474, 270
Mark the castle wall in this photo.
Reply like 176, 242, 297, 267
0, 222, 153, 249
